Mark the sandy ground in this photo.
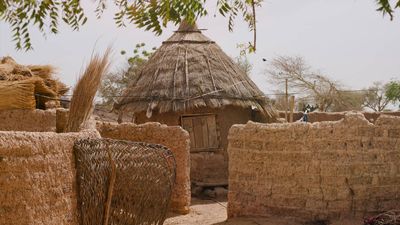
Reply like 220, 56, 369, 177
164, 198, 364, 225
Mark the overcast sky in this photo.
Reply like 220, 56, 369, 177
0, 0, 399, 94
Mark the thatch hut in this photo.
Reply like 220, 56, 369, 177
114, 21, 275, 185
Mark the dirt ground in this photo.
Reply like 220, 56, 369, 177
164, 198, 364, 225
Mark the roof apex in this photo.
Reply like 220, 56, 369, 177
177, 20, 199, 32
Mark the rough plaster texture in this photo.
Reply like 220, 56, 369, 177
279, 111, 400, 123
0, 109, 56, 132
0, 129, 100, 225
228, 113, 400, 220
96, 122, 191, 214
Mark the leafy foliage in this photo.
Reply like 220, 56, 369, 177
219, 0, 261, 53
0, 0, 262, 51
385, 80, 400, 108
1, 0, 87, 50
376, 0, 400, 20
99, 43, 155, 108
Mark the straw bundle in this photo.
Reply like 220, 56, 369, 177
65, 49, 111, 132
0, 56, 69, 109
0, 79, 37, 110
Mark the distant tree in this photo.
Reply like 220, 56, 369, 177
0, 0, 260, 51
270, 93, 287, 111
362, 81, 391, 112
385, 80, 400, 108
332, 91, 365, 112
235, 56, 253, 77
99, 43, 155, 108
266, 56, 365, 112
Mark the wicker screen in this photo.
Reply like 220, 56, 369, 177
74, 138, 176, 225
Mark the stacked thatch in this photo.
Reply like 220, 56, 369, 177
114, 21, 275, 117
0, 56, 69, 110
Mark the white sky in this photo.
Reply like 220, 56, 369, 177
0, 0, 399, 94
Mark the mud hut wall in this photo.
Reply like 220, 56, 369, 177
227, 113, 400, 220
278, 111, 400, 123
134, 106, 255, 184
0, 109, 56, 132
0, 130, 100, 225
96, 122, 191, 214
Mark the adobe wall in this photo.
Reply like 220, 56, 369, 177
278, 111, 400, 123
0, 130, 100, 225
133, 106, 261, 185
0, 109, 56, 132
228, 113, 400, 220
96, 122, 191, 214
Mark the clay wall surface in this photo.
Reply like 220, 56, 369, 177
96, 122, 191, 214
0, 109, 56, 132
278, 111, 400, 123
228, 113, 400, 220
134, 106, 257, 185
0, 130, 100, 225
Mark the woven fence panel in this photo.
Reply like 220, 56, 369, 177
74, 138, 176, 225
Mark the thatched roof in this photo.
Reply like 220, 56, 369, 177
115, 21, 275, 117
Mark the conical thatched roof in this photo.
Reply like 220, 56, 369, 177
115, 21, 275, 117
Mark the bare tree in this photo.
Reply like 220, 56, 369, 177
363, 81, 391, 112
266, 56, 362, 112
332, 91, 365, 112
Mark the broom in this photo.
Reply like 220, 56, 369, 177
65, 49, 111, 132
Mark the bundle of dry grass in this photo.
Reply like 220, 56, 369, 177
0, 79, 37, 110
65, 49, 111, 132
0, 56, 69, 109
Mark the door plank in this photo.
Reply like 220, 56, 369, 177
206, 115, 218, 148
182, 117, 195, 149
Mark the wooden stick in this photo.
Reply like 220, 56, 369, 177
285, 79, 288, 122
103, 150, 116, 225
289, 96, 295, 122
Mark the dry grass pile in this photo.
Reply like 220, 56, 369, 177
364, 210, 400, 225
0, 56, 69, 110
0, 79, 36, 109
65, 49, 111, 132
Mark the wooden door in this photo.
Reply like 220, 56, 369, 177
181, 114, 219, 152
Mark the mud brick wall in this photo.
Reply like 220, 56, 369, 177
0, 109, 56, 132
96, 122, 191, 214
228, 113, 400, 220
0, 130, 100, 225
278, 111, 400, 123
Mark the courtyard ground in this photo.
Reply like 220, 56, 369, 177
164, 198, 364, 225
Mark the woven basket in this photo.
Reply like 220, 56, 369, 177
74, 138, 176, 225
